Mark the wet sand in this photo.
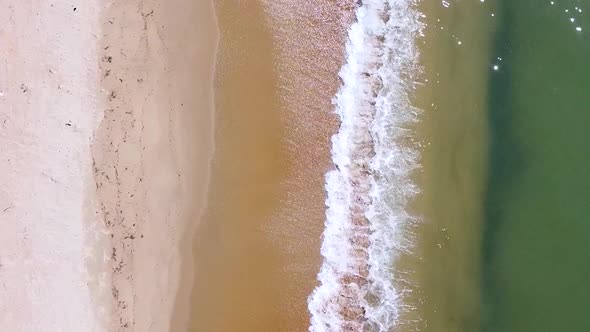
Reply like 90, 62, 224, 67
260, 0, 354, 327
187, 1, 287, 330
186, 1, 352, 331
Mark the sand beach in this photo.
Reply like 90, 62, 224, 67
0, 0, 216, 331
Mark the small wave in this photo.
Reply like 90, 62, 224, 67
308, 1, 424, 331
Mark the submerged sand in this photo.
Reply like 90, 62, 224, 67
397, 1, 497, 330
0, 0, 216, 331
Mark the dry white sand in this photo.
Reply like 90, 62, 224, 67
0, 0, 216, 331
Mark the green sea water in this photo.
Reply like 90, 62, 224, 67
483, 0, 590, 331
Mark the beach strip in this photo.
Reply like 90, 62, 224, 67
0, 0, 217, 331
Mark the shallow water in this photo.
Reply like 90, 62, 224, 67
407, 1, 497, 331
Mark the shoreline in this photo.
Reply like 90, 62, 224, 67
0, 1, 500, 331
170, 0, 219, 330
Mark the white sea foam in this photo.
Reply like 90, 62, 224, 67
308, 1, 424, 331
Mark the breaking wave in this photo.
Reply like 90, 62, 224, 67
308, 1, 424, 331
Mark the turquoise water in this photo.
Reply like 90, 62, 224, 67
483, 0, 590, 331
